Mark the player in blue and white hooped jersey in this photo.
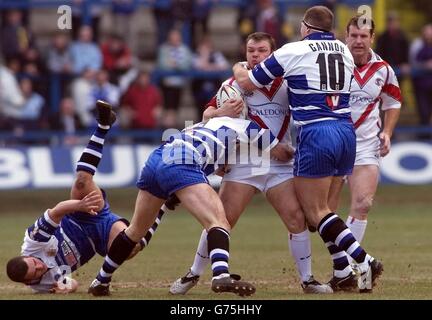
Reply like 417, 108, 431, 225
88, 112, 292, 297
6, 101, 163, 294
170, 32, 332, 296
233, 6, 383, 292
324, 16, 401, 291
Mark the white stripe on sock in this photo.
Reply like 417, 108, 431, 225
318, 214, 338, 234
98, 124, 110, 130
91, 135, 104, 144
212, 261, 228, 269
332, 251, 348, 259
77, 162, 97, 172
83, 147, 102, 158
100, 269, 112, 278
346, 242, 360, 256
335, 229, 351, 246
105, 256, 119, 268
210, 248, 229, 258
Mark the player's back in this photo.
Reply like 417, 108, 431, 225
251, 32, 355, 127
163, 117, 277, 175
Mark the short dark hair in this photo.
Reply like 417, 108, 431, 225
346, 15, 375, 36
246, 32, 276, 51
7, 256, 28, 283
303, 6, 334, 32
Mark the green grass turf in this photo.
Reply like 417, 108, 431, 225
0, 185, 431, 300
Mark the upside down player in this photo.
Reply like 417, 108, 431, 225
6, 101, 168, 293
326, 16, 401, 287
233, 6, 383, 292
169, 32, 332, 295
88, 101, 292, 296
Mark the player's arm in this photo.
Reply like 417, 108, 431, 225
379, 68, 402, 157
379, 108, 400, 157
203, 99, 244, 121
233, 63, 258, 91
48, 191, 102, 224
270, 143, 295, 162
244, 121, 294, 162
234, 51, 286, 91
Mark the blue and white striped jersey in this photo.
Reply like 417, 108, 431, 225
162, 117, 278, 176
249, 32, 355, 127
21, 210, 86, 292
21, 191, 119, 293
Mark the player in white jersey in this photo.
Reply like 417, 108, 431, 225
169, 32, 332, 295
88, 104, 292, 296
233, 6, 383, 293
6, 101, 156, 294
325, 16, 401, 287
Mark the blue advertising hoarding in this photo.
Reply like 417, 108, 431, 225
0, 141, 431, 189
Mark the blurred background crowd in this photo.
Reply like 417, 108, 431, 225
0, 0, 431, 145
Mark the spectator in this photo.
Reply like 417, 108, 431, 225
0, 62, 25, 128
71, 69, 96, 127
48, 33, 73, 74
375, 12, 410, 81
47, 32, 74, 99
101, 33, 133, 84
111, 0, 137, 43
191, 35, 229, 117
191, 0, 213, 49
71, 0, 103, 42
121, 70, 162, 130
157, 28, 192, 127
50, 97, 83, 145
411, 24, 432, 132
0, 9, 35, 62
13, 78, 45, 129
70, 26, 102, 75
152, 0, 175, 46
90, 69, 120, 114
256, 0, 282, 46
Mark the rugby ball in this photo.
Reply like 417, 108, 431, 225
216, 84, 248, 119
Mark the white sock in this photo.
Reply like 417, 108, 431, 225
288, 230, 312, 283
346, 216, 367, 265
346, 216, 368, 243
190, 229, 210, 276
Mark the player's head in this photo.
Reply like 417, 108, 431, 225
346, 15, 375, 60
245, 32, 276, 68
7, 256, 48, 284
301, 6, 334, 38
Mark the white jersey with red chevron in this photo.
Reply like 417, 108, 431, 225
350, 50, 402, 142
206, 75, 292, 168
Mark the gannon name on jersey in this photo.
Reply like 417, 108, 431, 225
308, 41, 345, 53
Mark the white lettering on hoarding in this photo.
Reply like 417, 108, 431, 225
0, 150, 30, 189
29, 147, 74, 188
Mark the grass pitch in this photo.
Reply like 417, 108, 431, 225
0, 185, 431, 300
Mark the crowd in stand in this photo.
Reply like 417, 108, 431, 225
0, 1, 432, 146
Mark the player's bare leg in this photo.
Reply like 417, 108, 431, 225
175, 183, 256, 297
347, 165, 379, 243
89, 189, 165, 296
267, 179, 333, 293
170, 182, 255, 295
295, 176, 383, 293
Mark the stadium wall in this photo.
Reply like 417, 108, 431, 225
0, 141, 431, 189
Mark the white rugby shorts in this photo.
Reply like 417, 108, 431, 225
222, 164, 293, 194
355, 137, 381, 167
